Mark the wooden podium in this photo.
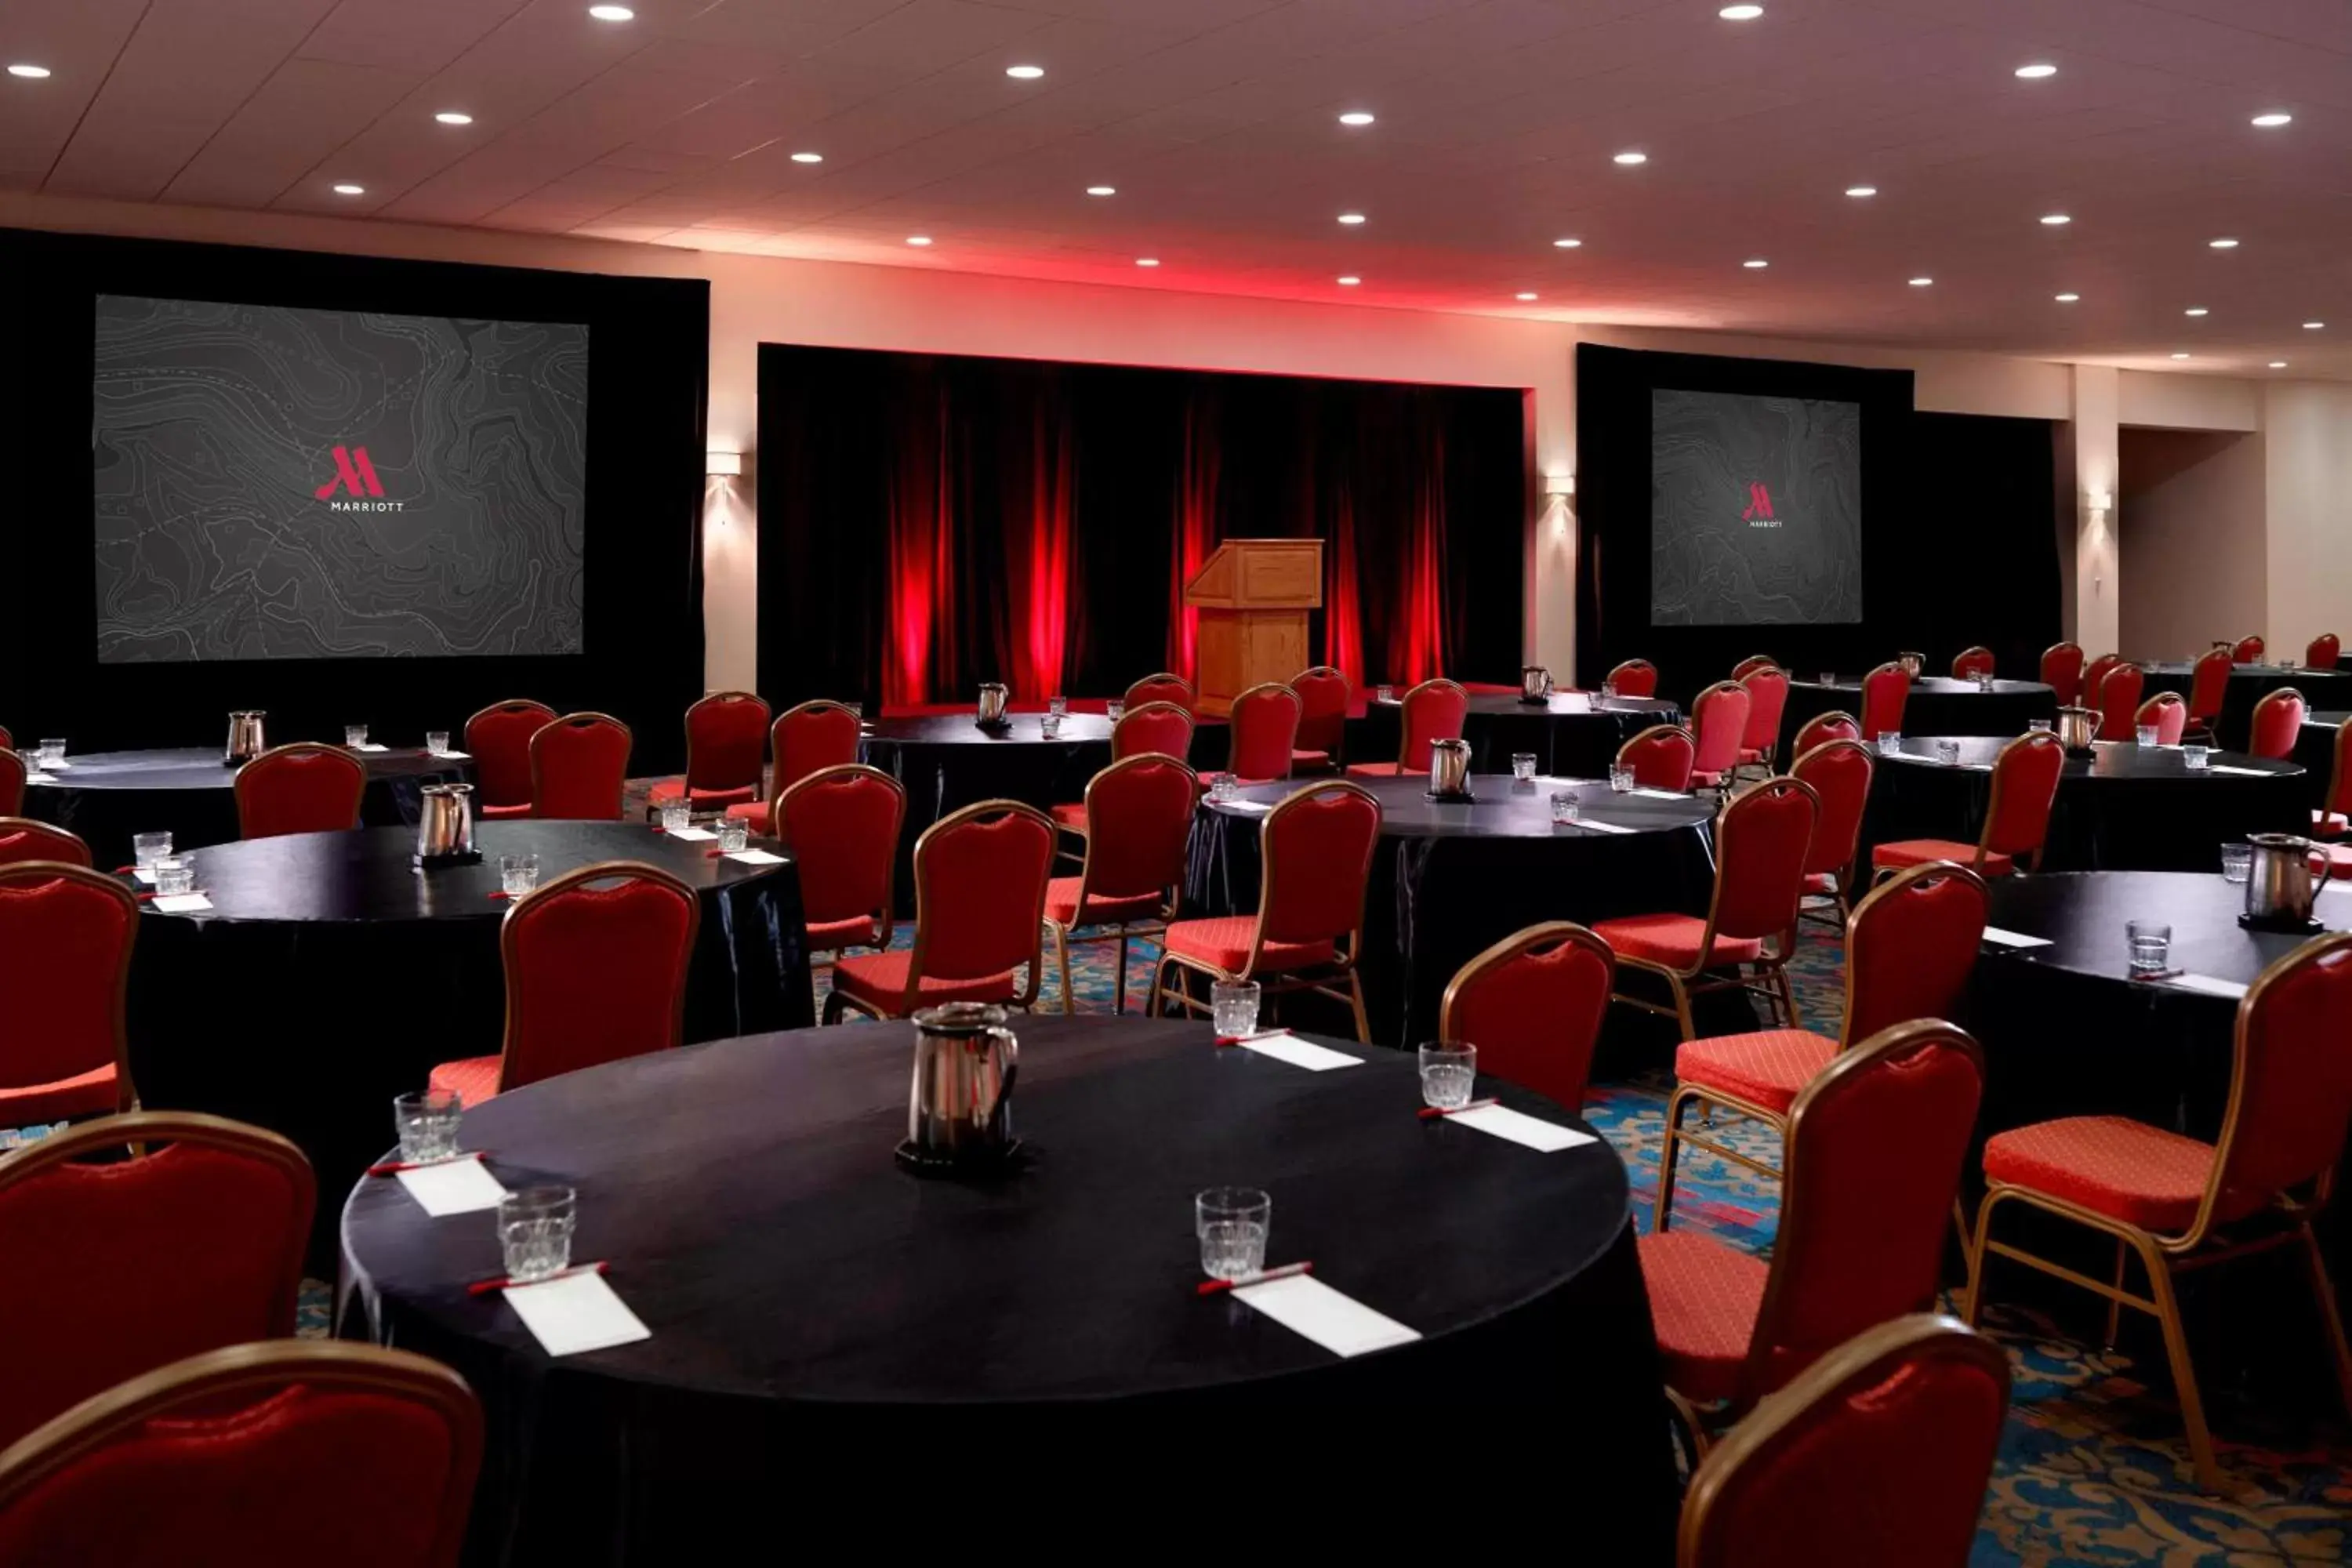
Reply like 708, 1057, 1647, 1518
1183, 538, 1323, 717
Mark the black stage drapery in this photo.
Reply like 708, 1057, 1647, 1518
757, 346, 1530, 708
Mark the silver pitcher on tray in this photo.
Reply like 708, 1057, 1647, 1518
1521, 666, 1554, 702
898, 1003, 1020, 1172
1428, 737, 1474, 798
224, 710, 267, 766
2242, 833, 2332, 927
2053, 706, 2100, 753
414, 782, 477, 866
976, 683, 1009, 725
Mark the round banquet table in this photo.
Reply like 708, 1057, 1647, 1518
1859, 736, 2306, 873
20, 744, 471, 869
1779, 676, 2056, 755
2140, 662, 2352, 753
1352, 691, 1682, 776
127, 822, 813, 1263
1186, 771, 1722, 1047
338, 1014, 1676, 1559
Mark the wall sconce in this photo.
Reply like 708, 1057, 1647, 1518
1544, 472, 1575, 539
706, 451, 744, 477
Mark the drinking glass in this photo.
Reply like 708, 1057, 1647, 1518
499, 853, 541, 897
154, 859, 195, 898
40, 739, 66, 766
1103, 702, 1126, 728
2183, 745, 2211, 771
1819, 673, 1836, 686
2136, 724, 2159, 748
716, 818, 750, 854
1048, 695, 1069, 717
1209, 774, 1240, 804
1040, 713, 1063, 740
1936, 739, 1962, 766
1512, 753, 1538, 782
2221, 842, 2253, 884
1374, 684, 1396, 703
1877, 732, 1901, 755
1195, 1187, 1270, 1283
345, 724, 368, 748
659, 799, 691, 833
2126, 920, 2172, 976
426, 731, 452, 756
1210, 980, 1261, 1039
497, 1186, 578, 1284
1550, 789, 1581, 826
1609, 766, 1635, 793
845, 701, 866, 723
1418, 1042, 1478, 1109
1974, 670, 1995, 691
2029, 718, 2053, 734
393, 1088, 463, 1164
132, 831, 173, 868
1599, 681, 1618, 701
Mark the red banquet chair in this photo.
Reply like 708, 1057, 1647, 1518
2041, 641, 2086, 706
0, 1112, 312, 1450
1290, 666, 1351, 771
2094, 661, 2145, 742
1044, 753, 1198, 1014
1655, 861, 1987, 1230
1607, 659, 1660, 698
2079, 652, 2122, 713
1052, 700, 1194, 848
0, 746, 21, 817
0, 818, 90, 868
2317, 720, 2352, 838
0, 1341, 481, 1568
234, 743, 365, 840
2184, 647, 2234, 742
648, 690, 769, 813
1791, 738, 1874, 926
464, 699, 557, 821
2307, 633, 2341, 671
0, 723, 11, 751
1123, 671, 1195, 713
2136, 691, 2188, 746
1871, 730, 2064, 880
1347, 677, 1468, 778
1213, 682, 1301, 786
1951, 645, 1996, 681
774, 764, 905, 969
1152, 781, 1381, 1042
1, 862, 140, 1126
1859, 662, 1910, 739
1731, 654, 1778, 681
528, 712, 632, 820
728, 699, 863, 833
826, 800, 1057, 1022
1737, 665, 1790, 777
1675, 1314, 2011, 1568
1964, 934, 2352, 1494
1642, 1021, 1986, 1445
428, 862, 699, 1105
1593, 776, 1818, 1040
2249, 687, 2305, 763
2232, 634, 2267, 664
1617, 724, 1697, 793
1688, 681, 1751, 793
1438, 922, 1615, 1111
1791, 710, 1860, 755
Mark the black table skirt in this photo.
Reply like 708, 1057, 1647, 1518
339, 1015, 1679, 1563
2296, 713, 2345, 811
128, 823, 812, 1263
2140, 665, 2352, 753
1780, 678, 2056, 756
24, 746, 471, 869
1352, 694, 1682, 777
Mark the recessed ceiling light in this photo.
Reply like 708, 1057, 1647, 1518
792, 152, 824, 164
332, 183, 365, 196
7, 64, 53, 79
2015, 63, 2057, 78
1135, 257, 1160, 267
2209, 237, 2239, 249
2252, 112, 2292, 128
1337, 212, 1367, 225
1719, 4, 1764, 18
2040, 212, 2071, 225
1005, 64, 1044, 79
2306, 321, 2327, 329
1337, 276, 1361, 286
1908, 276, 1933, 287
434, 111, 473, 125
1742, 258, 1769, 269
1613, 151, 1648, 165
1338, 111, 1375, 126
1085, 185, 1114, 196
1845, 185, 1878, 198
2185, 307, 2209, 317
906, 235, 932, 246
2171, 352, 2190, 360
1515, 291, 1538, 301
2270, 361, 2289, 368
2055, 292, 2080, 302
587, 4, 633, 20
1553, 238, 1583, 249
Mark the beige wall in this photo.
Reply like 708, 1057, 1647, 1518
2264, 383, 2352, 664
2117, 428, 2268, 663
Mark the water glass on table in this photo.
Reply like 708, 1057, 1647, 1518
345, 724, 368, 748
393, 1088, 463, 1164
426, 731, 452, 757
154, 858, 195, 898
1512, 752, 1538, 782
1048, 695, 1069, 717
1608, 765, 1635, 793
39, 739, 66, 767
1040, 713, 1062, 740
715, 818, 750, 854
659, 799, 691, 833
499, 853, 540, 898
132, 831, 173, 869
1211, 980, 1261, 1039
2136, 724, 2160, 749
1105, 700, 1125, 724
1936, 739, 1962, 767
2220, 842, 2252, 884
1374, 684, 1396, 703
2126, 920, 2172, 976
1549, 789, 1581, 826
845, 701, 866, 723
2029, 718, 2053, 735
498, 1185, 578, 1284
1877, 731, 1902, 756
1418, 1042, 1477, 1109
1599, 681, 1618, 701
2183, 745, 2210, 771
1974, 670, 1995, 691
1196, 1187, 1270, 1283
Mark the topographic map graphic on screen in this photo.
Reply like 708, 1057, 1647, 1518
1650, 387, 1861, 627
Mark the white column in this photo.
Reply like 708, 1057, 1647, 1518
2067, 365, 2121, 655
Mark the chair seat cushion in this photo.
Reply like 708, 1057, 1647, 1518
1591, 913, 1762, 971
1044, 876, 1163, 929
1291, 748, 1330, 768
1871, 838, 2013, 876
1638, 1230, 1766, 1405
1675, 1029, 1838, 1116
1692, 769, 1728, 789
427, 1054, 503, 1108
1802, 872, 1840, 895
479, 802, 532, 821
1050, 803, 1089, 833
0, 1062, 120, 1125
831, 949, 1018, 1013
724, 800, 771, 831
1983, 1115, 2219, 1232
1737, 747, 1766, 764
1344, 762, 1427, 779
806, 915, 880, 950
1162, 916, 1337, 975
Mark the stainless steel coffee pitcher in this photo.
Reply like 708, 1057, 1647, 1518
224, 711, 267, 765
2053, 706, 2100, 752
976, 683, 1009, 724
902, 1003, 1018, 1167
2243, 833, 2332, 925
1428, 737, 1473, 797
1521, 666, 1554, 702
415, 782, 477, 863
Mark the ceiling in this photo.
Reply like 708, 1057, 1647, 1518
5, 0, 2348, 377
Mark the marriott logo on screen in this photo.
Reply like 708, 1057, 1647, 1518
314, 445, 405, 511
1740, 481, 1783, 528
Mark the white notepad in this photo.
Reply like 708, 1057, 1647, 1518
1575, 818, 1635, 834
1629, 788, 1688, 800
664, 826, 716, 841
1445, 1103, 1595, 1152
1233, 1274, 1420, 1359
726, 848, 786, 865
1220, 800, 1275, 814
129, 868, 158, 886
351, 742, 390, 753
24, 773, 59, 786
2168, 974, 2249, 999
1980, 927, 2053, 949
2207, 764, 2269, 776
426, 750, 472, 760
394, 1154, 508, 1217
1232, 1031, 1362, 1073
151, 893, 213, 914
503, 1271, 652, 1358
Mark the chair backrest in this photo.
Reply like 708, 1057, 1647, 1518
1731, 654, 1777, 681
1290, 666, 1352, 759
1392, 678, 1469, 771
1841, 862, 1987, 1044
2198, 934, 2352, 1238
1606, 659, 1659, 698
1951, 646, 1995, 681
1123, 672, 1195, 713
0, 1113, 312, 1450
2040, 641, 2085, 706
2307, 633, 2340, 671
1439, 922, 1614, 1111
0, 862, 140, 1111
1076, 754, 1199, 906
1791, 710, 1860, 753
2095, 662, 2145, 741
1739, 666, 1790, 758
1859, 662, 1910, 739
776, 764, 905, 938
234, 743, 366, 839
2079, 653, 2122, 713
1980, 730, 2066, 865
463, 699, 557, 810
2136, 691, 2187, 746
2248, 688, 2305, 760
498, 862, 699, 1093
2233, 634, 2267, 664
1112, 700, 1195, 763
529, 712, 632, 820
1791, 740, 1873, 884
682, 690, 770, 794
1616, 724, 1695, 792
0, 817, 88, 869
0, 1341, 481, 1568
2187, 647, 2234, 724
1677, 1315, 2010, 1568
1705, 777, 1820, 946
0, 724, 10, 751
0, 748, 20, 817
909, 801, 1056, 995
1689, 681, 1752, 777
1256, 782, 1382, 953
771, 700, 864, 804
1742, 1022, 1985, 1406
1227, 683, 1302, 782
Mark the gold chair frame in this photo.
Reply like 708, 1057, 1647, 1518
1043, 753, 1197, 1015
1871, 730, 2063, 885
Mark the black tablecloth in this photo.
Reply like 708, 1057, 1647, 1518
1186, 772, 1722, 1046
128, 823, 812, 1262
1859, 736, 2306, 873
1353, 693, 1682, 776
2294, 712, 2344, 811
1780, 677, 2056, 755
21, 746, 471, 869
339, 1014, 1676, 1561
2140, 664, 2352, 752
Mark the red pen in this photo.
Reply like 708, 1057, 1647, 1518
1418, 1097, 1500, 1121
468, 1260, 607, 1297
1197, 1261, 1313, 1297
1214, 1029, 1287, 1048
487, 891, 510, 901
368, 1152, 490, 1177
